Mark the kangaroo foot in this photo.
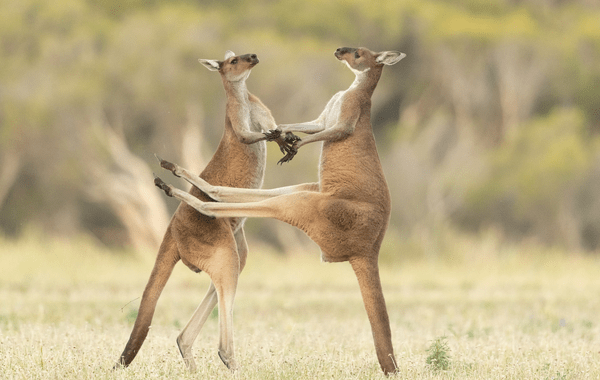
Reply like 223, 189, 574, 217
177, 337, 197, 372
218, 350, 238, 372
154, 154, 181, 177
153, 175, 173, 197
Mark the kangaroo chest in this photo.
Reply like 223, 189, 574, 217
236, 103, 265, 133
322, 91, 347, 128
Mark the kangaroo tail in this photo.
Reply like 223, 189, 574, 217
117, 229, 180, 367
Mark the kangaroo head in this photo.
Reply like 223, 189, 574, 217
199, 51, 259, 82
334, 47, 405, 74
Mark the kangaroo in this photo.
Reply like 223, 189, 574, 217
115, 51, 296, 372
154, 47, 406, 374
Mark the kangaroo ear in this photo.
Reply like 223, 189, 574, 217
199, 59, 222, 71
375, 51, 406, 65
224, 50, 235, 59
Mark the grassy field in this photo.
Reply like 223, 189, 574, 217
1, 230, 600, 379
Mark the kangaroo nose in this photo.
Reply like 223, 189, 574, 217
250, 54, 257, 59
335, 47, 349, 59
335, 47, 352, 58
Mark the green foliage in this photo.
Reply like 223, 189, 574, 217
492, 108, 589, 210
426, 336, 451, 372
124, 308, 138, 325
462, 108, 595, 245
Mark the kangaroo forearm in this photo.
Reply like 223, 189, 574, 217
296, 124, 354, 147
236, 130, 267, 144
280, 122, 324, 135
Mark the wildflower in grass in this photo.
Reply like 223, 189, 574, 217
426, 336, 451, 371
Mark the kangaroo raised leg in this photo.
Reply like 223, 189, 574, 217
154, 176, 322, 222
156, 155, 319, 203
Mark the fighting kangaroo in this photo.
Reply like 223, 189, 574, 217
154, 47, 406, 374
115, 51, 295, 371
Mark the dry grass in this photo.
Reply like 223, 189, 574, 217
1, 230, 600, 379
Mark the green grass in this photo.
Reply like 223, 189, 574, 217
1, 230, 600, 379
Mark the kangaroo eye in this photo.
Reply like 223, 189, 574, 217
355, 52, 360, 59
231, 58, 238, 64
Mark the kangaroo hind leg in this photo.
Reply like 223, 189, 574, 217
176, 282, 217, 372
176, 228, 249, 372
350, 256, 397, 375
206, 244, 242, 371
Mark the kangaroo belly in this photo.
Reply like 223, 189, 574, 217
203, 137, 266, 190
171, 135, 265, 269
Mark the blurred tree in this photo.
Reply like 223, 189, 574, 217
459, 108, 595, 249
84, 119, 170, 252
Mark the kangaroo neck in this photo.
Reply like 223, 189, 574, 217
348, 65, 382, 97
222, 78, 250, 104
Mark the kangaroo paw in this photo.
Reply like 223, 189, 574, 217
284, 132, 301, 144
263, 129, 282, 141
277, 146, 298, 165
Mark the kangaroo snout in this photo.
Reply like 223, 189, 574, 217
335, 47, 353, 59
242, 53, 259, 66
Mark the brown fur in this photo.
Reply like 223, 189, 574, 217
116, 51, 289, 372
155, 47, 406, 374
